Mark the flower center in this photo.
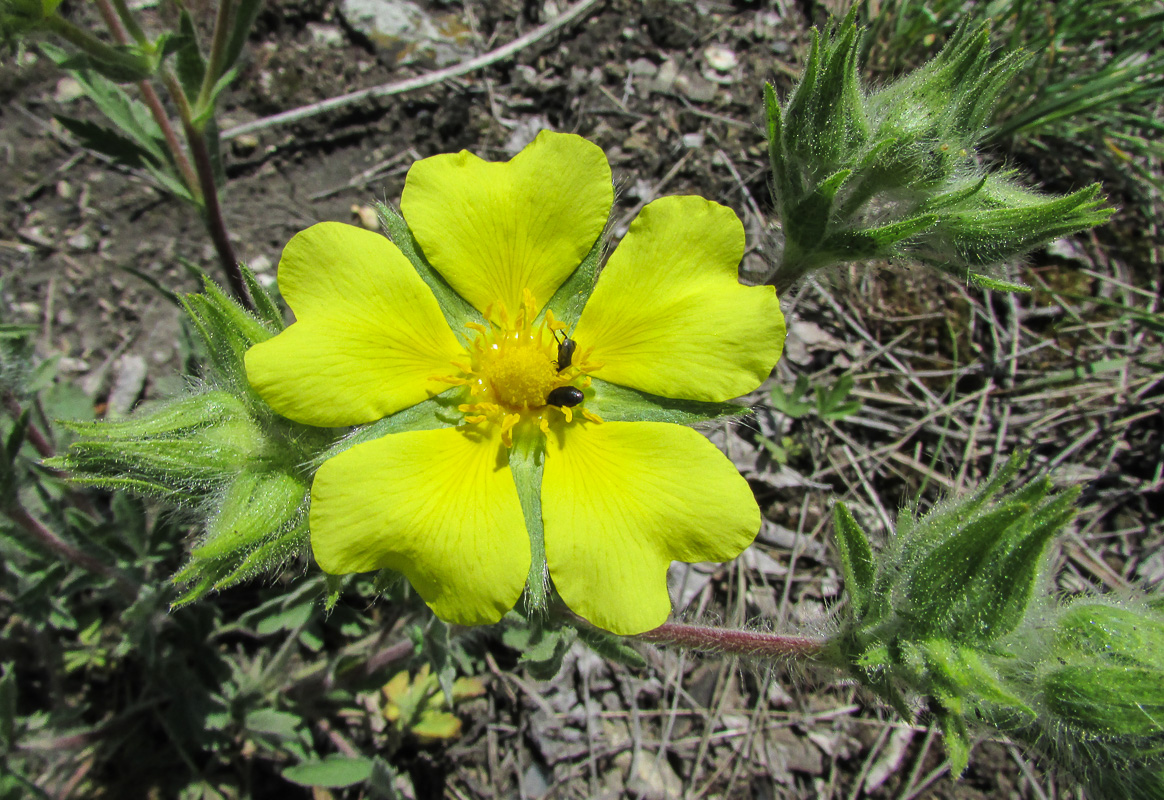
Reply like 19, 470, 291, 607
478, 333, 559, 410
432, 289, 603, 446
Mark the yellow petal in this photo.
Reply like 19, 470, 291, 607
400, 131, 612, 315
245, 222, 464, 427
310, 427, 530, 626
573, 196, 785, 402
542, 421, 760, 635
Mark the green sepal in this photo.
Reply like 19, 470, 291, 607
171, 520, 308, 605
588, 377, 749, 424
823, 213, 938, 260
543, 230, 608, 327
192, 470, 307, 562
949, 486, 1078, 644
763, 83, 796, 215
374, 202, 481, 335
182, 274, 279, 396
509, 433, 548, 616
241, 267, 285, 331
933, 702, 972, 777
1043, 665, 1164, 738
901, 499, 1034, 639
311, 388, 463, 467
1054, 603, 1164, 670
918, 640, 1033, 718
832, 502, 876, 619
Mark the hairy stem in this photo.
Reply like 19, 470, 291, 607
161, 69, 251, 309
636, 621, 826, 659
4, 502, 138, 599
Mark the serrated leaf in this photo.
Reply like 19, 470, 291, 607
833, 502, 875, 618
770, 375, 814, 417
282, 756, 374, 788
53, 115, 155, 169
40, 43, 166, 163
173, 10, 205, 100
576, 625, 646, 669
221, 0, 262, 79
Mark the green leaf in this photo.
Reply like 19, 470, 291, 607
575, 625, 646, 669
832, 502, 875, 618
0, 662, 16, 749
769, 375, 814, 417
283, 756, 374, 788
221, 0, 262, 80
173, 10, 205, 100
40, 43, 166, 163
52, 115, 155, 169
245, 708, 303, 739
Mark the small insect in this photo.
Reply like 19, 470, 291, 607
554, 329, 577, 372
546, 386, 584, 408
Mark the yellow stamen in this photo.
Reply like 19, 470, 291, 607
439, 289, 602, 445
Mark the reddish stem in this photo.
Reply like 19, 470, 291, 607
5, 503, 138, 599
636, 621, 825, 658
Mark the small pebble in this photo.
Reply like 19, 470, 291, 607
53, 77, 84, 103
67, 232, 94, 252
704, 44, 738, 72
351, 204, 379, 231
682, 132, 705, 149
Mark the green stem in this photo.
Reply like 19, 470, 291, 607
635, 621, 825, 659
195, 0, 236, 117
43, 13, 137, 68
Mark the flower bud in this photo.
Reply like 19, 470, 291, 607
1042, 664, 1164, 738
764, 13, 1112, 292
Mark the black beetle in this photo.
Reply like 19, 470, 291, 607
554, 330, 577, 372
546, 386, 584, 407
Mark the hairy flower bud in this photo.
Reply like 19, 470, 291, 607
764, 12, 1112, 292
51, 270, 334, 604
826, 452, 1079, 774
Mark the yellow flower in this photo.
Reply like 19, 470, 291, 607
245, 132, 785, 635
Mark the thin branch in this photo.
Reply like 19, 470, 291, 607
92, 0, 203, 200
4, 502, 138, 599
635, 621, 826, 659
222, 0, 604, 140
161, 69, 251, 309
